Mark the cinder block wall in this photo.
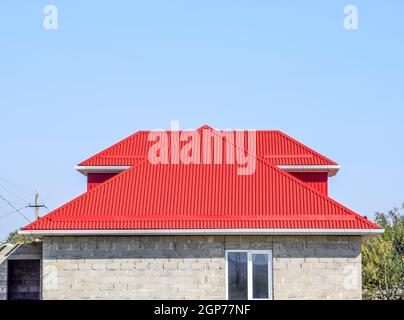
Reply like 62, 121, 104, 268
0, 260, 6, 300
0, 242, 42, 300
42, 236, 362, 300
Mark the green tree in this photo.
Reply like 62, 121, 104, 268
362, 204, 404, 300
6, 229, 34, 244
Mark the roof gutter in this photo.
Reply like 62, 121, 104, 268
75, 165, 341, 176
75, 165, 131, 176
277, 165, 341, 177
19, 228, 383, 237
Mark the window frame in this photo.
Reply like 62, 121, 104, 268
225, 249, 273, 300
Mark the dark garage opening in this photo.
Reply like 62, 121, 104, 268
7, 259, 40, 300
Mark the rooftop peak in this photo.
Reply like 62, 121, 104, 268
197, 124, 214, 131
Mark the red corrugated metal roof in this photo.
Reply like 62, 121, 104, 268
23, 129, 378, 231
79, 126, 337, 167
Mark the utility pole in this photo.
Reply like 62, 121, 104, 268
28, 192, 46, 219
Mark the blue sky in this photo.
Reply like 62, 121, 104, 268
0, 1, 403, 239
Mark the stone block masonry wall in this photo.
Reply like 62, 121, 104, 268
7, 260, 41, 300
272, 236, 362, 299
0, 242, 42, 300
0, 260, 6, 300
42, 236, 362, 300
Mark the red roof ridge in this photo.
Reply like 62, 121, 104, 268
274, 130, 338, 165
197, 124, 214, 131
208, 130, 379, 230
78, 126, 336, 167
27, 131, 188, 228
78, 130, 148, 166
26, 157, 150, 229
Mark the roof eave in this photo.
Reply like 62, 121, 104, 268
277, 165, 341, 177
75, 164, 341, 177
75, 165, 131, 176
19, 228, 384, 237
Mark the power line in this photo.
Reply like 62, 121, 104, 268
0, 182, 32, 204
0, 176, 32, 193
0, 193, 31, 223
0, 205, 29, 219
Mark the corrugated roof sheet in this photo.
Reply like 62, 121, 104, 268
23, 130, 378, 231
79, 126, 337, 167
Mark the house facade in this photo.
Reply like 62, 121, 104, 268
16, 125, 382, 300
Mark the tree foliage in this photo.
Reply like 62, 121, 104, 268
6, 229, 34, 244
362, 204, 404, 300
